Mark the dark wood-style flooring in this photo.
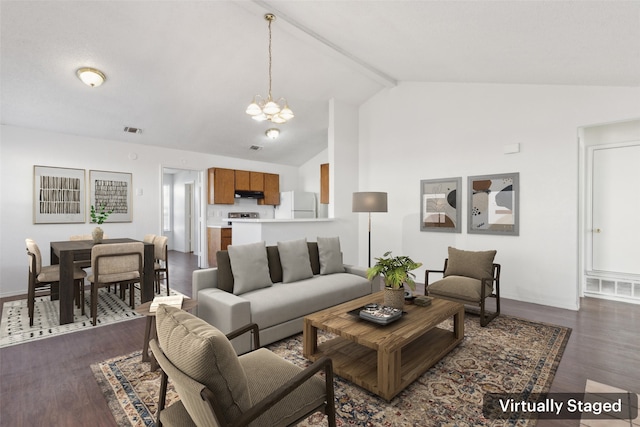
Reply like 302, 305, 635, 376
1, 251, 639, 426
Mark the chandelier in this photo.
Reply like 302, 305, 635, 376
245, 14, 294, 124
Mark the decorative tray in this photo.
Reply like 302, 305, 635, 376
348, 303, 403, 325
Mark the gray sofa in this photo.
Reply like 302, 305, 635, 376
192, 238, 378, 354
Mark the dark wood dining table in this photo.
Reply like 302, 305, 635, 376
50, 238, 155, 325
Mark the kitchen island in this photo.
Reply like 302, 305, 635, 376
229, 218, 340, 246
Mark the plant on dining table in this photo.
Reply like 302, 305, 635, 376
90, 204, 113, 224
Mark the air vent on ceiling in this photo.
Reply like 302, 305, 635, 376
249, 145, 263, 151
124, 126, 142, 134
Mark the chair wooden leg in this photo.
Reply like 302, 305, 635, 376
164, 272, 170, 296
27, 280, 35, 327
479, 297, 500, 327
91, 283, 98, 326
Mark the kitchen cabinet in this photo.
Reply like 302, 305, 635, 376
235, 170, 250, 191
236, 170, 265, 192
209, 168, 235, 204
209, 167, 279, 205
250, 172, 264, 191
320, 163, 329, 204
207, 227, 232, 267
259, 173, 280, 205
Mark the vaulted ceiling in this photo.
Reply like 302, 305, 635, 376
2, 1, 639, 166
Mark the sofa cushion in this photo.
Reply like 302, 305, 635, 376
228, 241, 272, 295
245, 273, 372, 329
444, 247, 496, 280
266, 246, 283, 283
277, 239, 313, 283
428, 275, 493, 303
155, 305, 251, 421
307, 242, 321, 275
317, 236, 345, 275
216, 251, 234, 293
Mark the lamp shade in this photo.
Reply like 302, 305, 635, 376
352, 192, 388, 213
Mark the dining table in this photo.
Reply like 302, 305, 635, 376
50, 238, 155, 325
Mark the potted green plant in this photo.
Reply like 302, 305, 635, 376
90, 204, 112, 243
367, 251, 422, 309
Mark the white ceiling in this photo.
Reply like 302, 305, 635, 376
2, 1, 639, 166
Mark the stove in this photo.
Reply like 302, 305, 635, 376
228, 212, 259, 225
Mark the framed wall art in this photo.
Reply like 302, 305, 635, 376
89, 170, 132, 222
33, 165, 86, 223
468, 172, 519, 235
420, 177, 462, 233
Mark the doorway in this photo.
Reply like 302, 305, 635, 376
162, 167, 206, 268
580, 119, 640, 304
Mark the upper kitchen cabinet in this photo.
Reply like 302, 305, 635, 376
320, 163, 329, 204
208, 167, 235, 204
259, 173, 280, 205
235, 170, 264, 191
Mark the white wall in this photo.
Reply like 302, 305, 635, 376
0, 125, 299, 297
359, 82, 640, 310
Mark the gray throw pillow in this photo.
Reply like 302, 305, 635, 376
277, 238, 313, 283
317, 236, 345, 275
228, 241, 273, 295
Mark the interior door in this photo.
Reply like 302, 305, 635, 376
591, 143, 640, 275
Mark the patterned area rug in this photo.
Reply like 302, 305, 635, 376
0, 286, 177, 348
91, 314, 571, 426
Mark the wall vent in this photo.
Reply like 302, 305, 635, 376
249, 145, 263, 151
124, 126, 142, 134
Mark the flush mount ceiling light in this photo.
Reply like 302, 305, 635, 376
245, 14, 294, 124
265, 128, 280, 139
76, 67, 106, 87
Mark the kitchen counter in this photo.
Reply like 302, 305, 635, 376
230, 218, 341, 246
228, 218, 333, 223
207, 224, 232, 228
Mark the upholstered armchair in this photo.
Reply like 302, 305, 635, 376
150, 304, 336, 427
425, 247, 500, 326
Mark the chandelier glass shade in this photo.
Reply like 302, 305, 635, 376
246, 14, 294, 124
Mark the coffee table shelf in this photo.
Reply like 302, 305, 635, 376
304, 292, 464, 401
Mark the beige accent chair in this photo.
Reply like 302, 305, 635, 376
143, 234, 156, 244
26, 238, 87, 324
150, 305, 336, 427
425, 247, 501, 327
153, 235, 170, 296
87, 242, 144, 325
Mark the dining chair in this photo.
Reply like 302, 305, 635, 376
143, 234, 156, 244
87, 242, 144, 325
153, 235, 170, 295
26, 238, 87, 325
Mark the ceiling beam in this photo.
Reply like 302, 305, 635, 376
241, 0, 397, 88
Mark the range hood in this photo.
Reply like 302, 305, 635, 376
234, 190, 264, 199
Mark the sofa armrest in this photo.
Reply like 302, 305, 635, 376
197, 288, 253, 354
344, 264, 382, 293
343, 264, 367, 278
192, 268, 219, 316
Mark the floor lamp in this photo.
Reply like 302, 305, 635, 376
352, 192, 388, 267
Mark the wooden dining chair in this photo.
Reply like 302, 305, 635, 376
26, 238, 87, 325
143, 234, 156, 244
153, 236, 170, 295
87, 242, 144, 325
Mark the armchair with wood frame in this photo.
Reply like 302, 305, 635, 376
425, 247, 500, 327
150, 304, 336, 427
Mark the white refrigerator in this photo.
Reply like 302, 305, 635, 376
275, 191, 317, 219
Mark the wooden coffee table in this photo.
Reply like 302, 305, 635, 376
303, 292, 464, 401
